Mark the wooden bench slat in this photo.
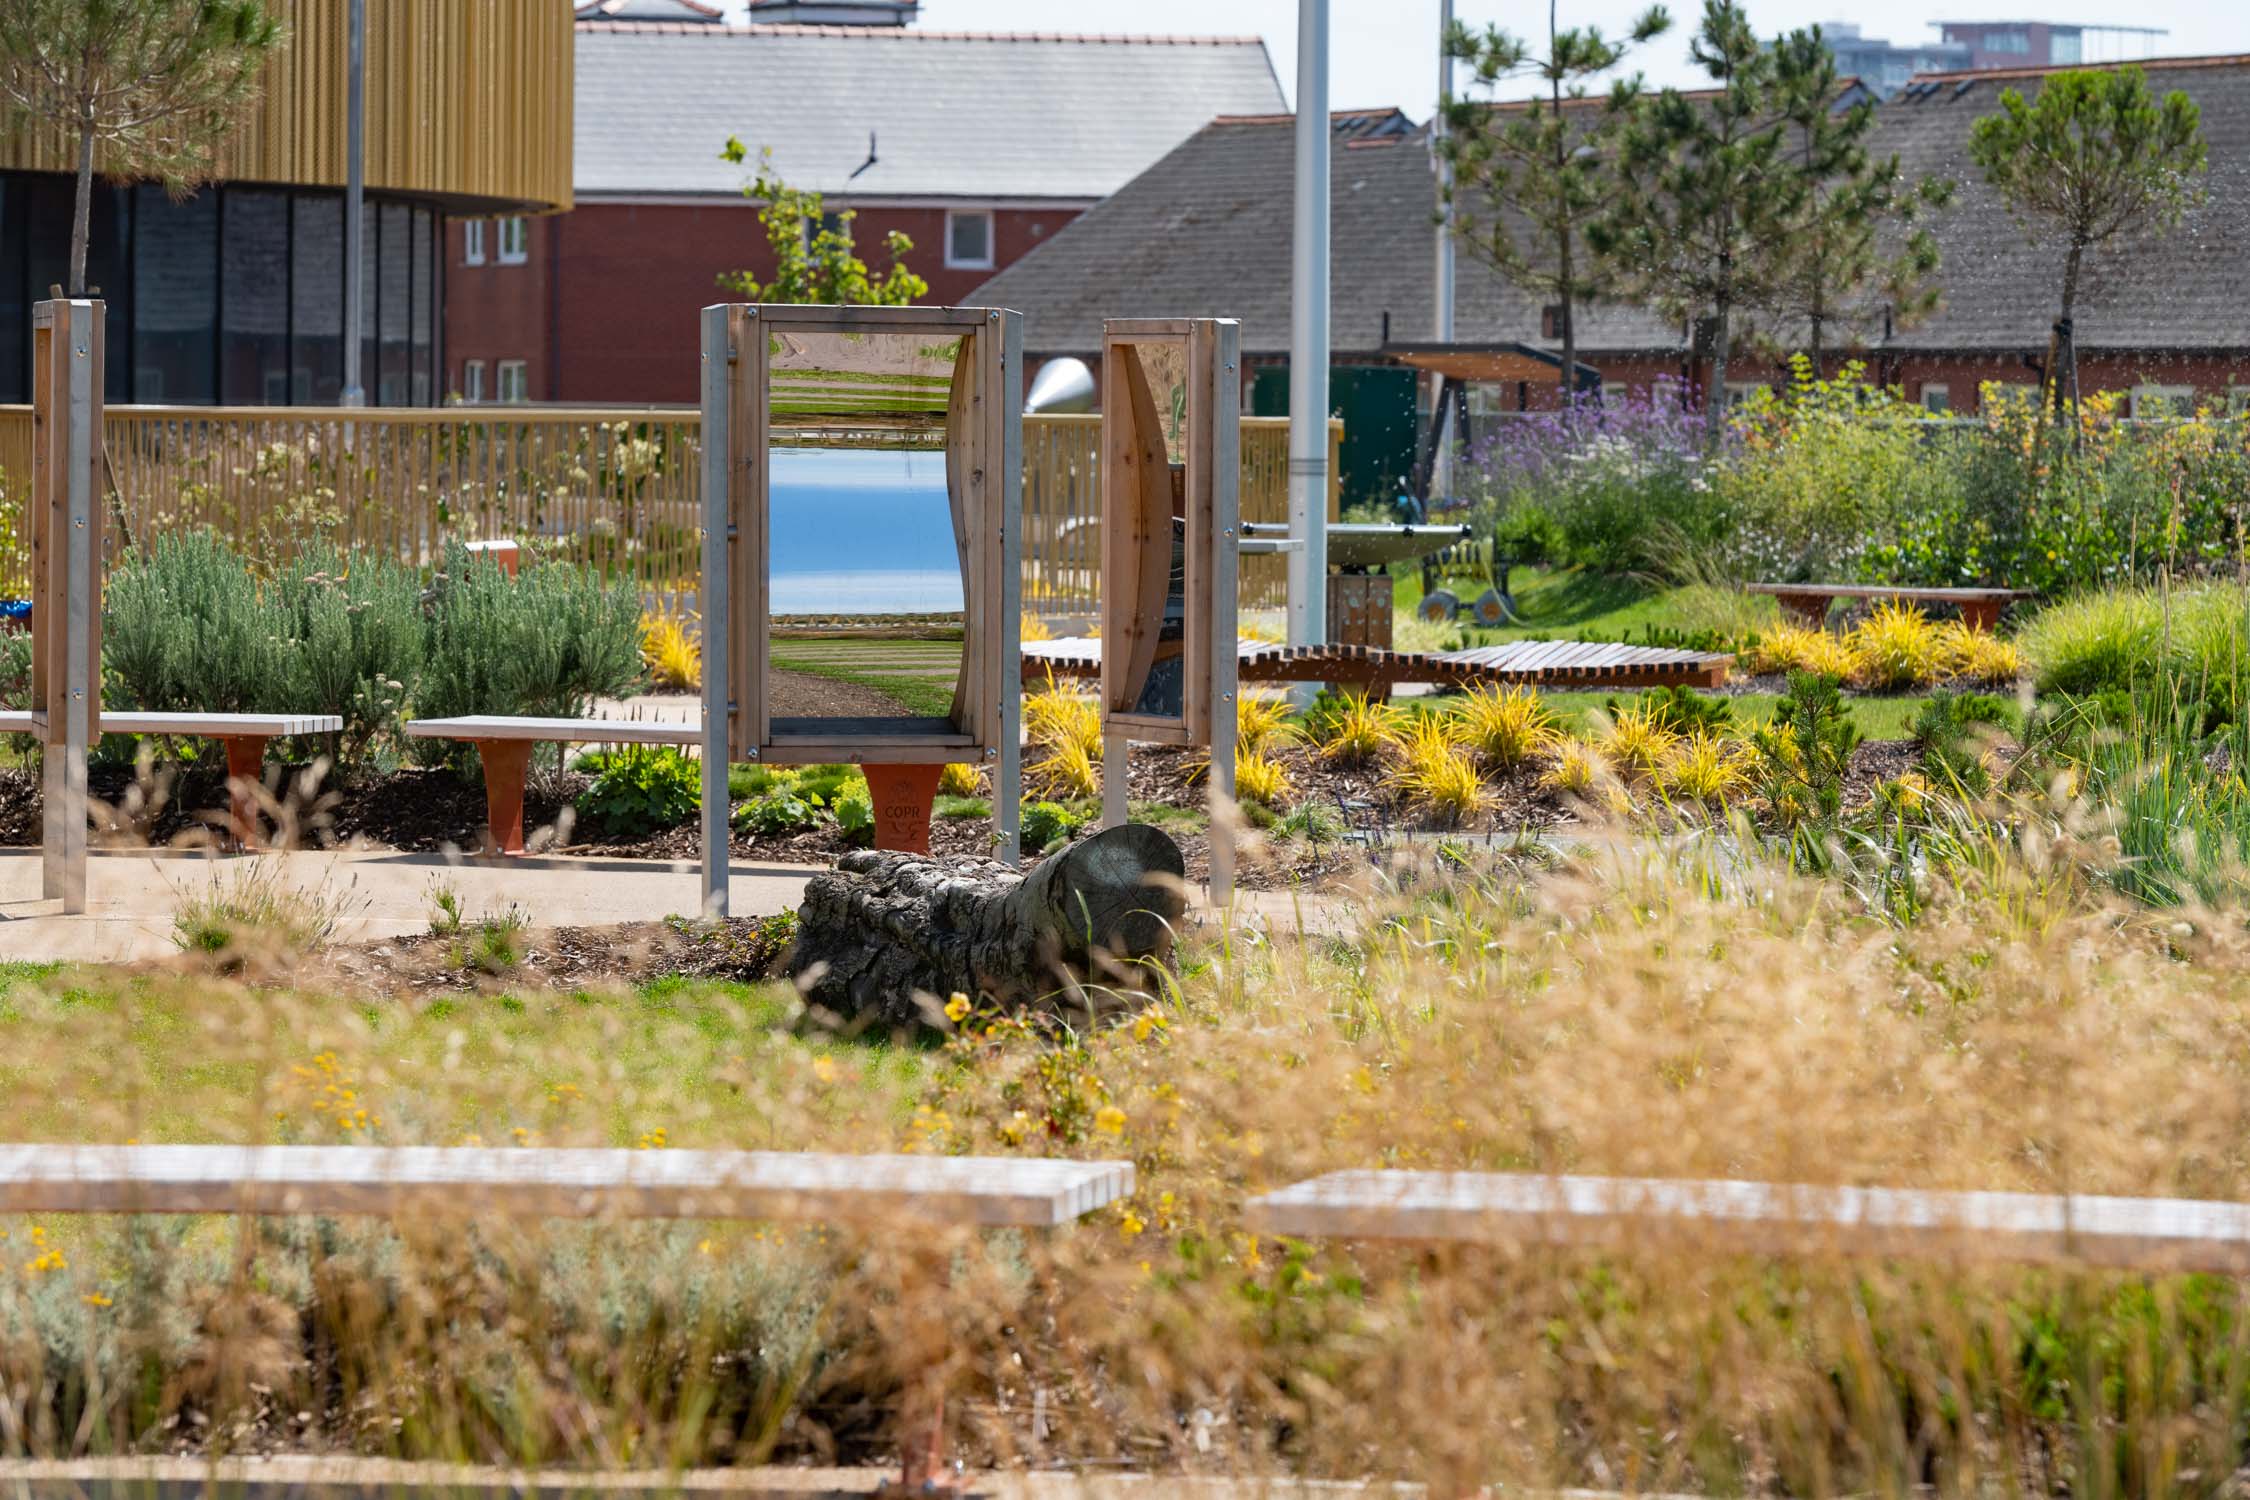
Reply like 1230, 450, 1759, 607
0, 1145, 1133, 1228
0, 710, 344, 737
1246, 1170, 2250, 1274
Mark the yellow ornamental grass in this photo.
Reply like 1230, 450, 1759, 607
1453, 684, 1556, 770
1023, 679, 1101, 760
1019, 612, 1055, 643
1940, 621, 2027, 684
1600, 703, 1681, 782
1747, 623, 1856, 679
1397, 715, 1494, 824
1234, 693, 1300, 755
1032, 740, 1101, 801
1314, 693, 1405, 767
1657, 730, 1755, 808
638, 607, 701, 692
1847, 601, 1946, 690
938, 762, 982, 798
1233, 749, 1294, 809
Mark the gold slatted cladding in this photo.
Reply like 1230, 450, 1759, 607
0, 0, 571, 215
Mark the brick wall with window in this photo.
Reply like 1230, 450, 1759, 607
445, 214, 551, 401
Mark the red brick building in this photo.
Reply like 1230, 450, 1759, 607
444, 13, 1283, 405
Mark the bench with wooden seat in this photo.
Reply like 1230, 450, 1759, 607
0, 708, 344, 845
5, 1142, 1133, 1492
1246, 1169, 2250, 1274
403, 714, 700, 854
1024, 636, 1733, 697
1746, 583, 2034, 632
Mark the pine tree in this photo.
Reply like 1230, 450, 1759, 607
1761, 29, 1952, 376
1968, 66, 2206, 421
1592, 0, 1803, 444
1440, 0, 1670, 401
717, 140, 928, 306
0, 0, 283, 297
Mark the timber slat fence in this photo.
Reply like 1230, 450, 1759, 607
0, 406, 1341, 616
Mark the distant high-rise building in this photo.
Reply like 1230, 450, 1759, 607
1936, 20, 2167, 69
1821, 18, 2169, 97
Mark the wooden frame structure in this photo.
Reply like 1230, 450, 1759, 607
29, 300, 103, 912
1096, 318, 1240, 905
700, 304, 1025, 914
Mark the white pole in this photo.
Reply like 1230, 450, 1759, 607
1431, 0, 1457, 507
1287, 0, 1331, 651
340, 0, 366, 408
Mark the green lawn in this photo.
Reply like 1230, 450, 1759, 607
1390, 564, 1778, 649
771, 636, 963, 717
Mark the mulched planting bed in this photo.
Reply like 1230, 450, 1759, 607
318, 914, 798, 997
0, 736, 1935, 890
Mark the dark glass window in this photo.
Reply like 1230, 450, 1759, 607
291, 194, 342, 403
0, 179, 21, 404
27, 180, 132, 401
357, 204, 377, 400
410, 206, 433, 405
132, 185, 217, 403
378, 201, 409, 404
221, 189, 289, 404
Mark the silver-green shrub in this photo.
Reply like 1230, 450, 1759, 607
103, 529, 290, 714
271, 542, 424, 765
414, 542, 642, 763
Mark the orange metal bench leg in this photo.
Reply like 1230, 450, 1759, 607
475, 739, 534, 855
1959, 599, 2002, 633
865, 763, 942, 855
219, 735, 270, 849
1773, 592, 1832, 628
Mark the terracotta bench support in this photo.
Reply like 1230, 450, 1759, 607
475, 739, 536, 855
219, 735, 271, 849
864, 762, 942, 855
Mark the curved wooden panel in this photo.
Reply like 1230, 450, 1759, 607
0, 0, 573, 214
1110, 351, 1174, 715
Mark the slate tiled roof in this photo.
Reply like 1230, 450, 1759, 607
573, 21, 1285, 200
977, 56, 2250, 359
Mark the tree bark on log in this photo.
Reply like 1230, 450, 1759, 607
785, 824, 1188, 1026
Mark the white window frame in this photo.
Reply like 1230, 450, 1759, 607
496, 359, 529, 405
2131, 383, 2196, 418
2228, 387, 2250, 417
944, 208, 995, 271
1721, 380, 1766, 407
497, 216, 529, 265
1919, 382, 1952, 413
462, 359, 486, 404
463, 220, 485, 266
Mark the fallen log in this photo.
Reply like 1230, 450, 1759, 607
785, 824, 1188, 1024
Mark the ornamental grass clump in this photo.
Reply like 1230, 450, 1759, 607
1938, 620, 2026, 685
271, 542, 424, 767
1396, 714, 1492, 824
1234, 693, 1299, 755
1232, 748, 1294, 809
1451, 684, 1555, 770
1310, 692, 1404, 768
638, 605, 701, 692
1745, 622, 1857, 680
1656, 728, 1755, 808
1847, 601, 1948, 690
1598, 702, 1680, 783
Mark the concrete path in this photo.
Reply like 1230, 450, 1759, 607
0, 848, 1344, 964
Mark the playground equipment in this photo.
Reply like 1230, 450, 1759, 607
1095, 318, 1241, 905
22, 300, 342, 911
696, 303, 1026, 917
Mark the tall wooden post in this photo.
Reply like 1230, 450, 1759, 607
30, 300, 103, 914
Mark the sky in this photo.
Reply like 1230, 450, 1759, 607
726, 0, 2246, 112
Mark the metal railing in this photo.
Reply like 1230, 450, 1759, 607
0, 406, 1342, 616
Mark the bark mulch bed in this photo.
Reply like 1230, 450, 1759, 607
316, 914, 798, 998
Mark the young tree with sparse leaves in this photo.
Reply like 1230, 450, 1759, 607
1440, 0, 1670, 401
1761, 27, 1951, 376
1593, 0, 1803, 444
717, 139, 927, 305
0, 0, 283, 296
1968, 66, 2206, 419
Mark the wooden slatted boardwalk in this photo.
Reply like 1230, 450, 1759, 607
0, 1145, 1133, 1228
1246, 1170, 2250, 1275
1022, 638, 1730, 695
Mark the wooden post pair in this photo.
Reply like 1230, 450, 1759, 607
28, 299, 103, 915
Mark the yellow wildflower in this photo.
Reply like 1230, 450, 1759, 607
1093, 1105, 1127, 1137
943, 992, 972, 1024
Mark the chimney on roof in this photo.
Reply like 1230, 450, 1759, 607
748, 0, 916, 24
